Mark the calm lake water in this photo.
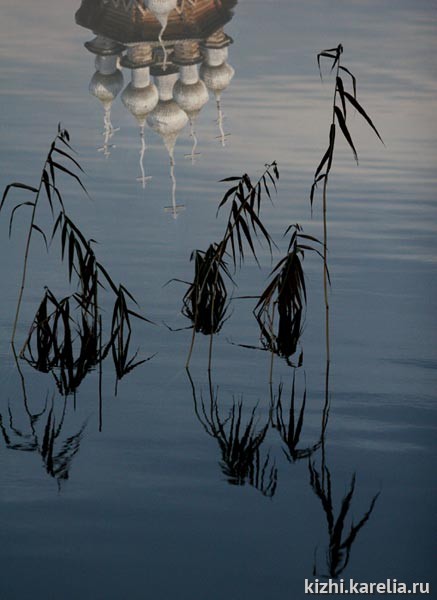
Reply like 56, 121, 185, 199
1, 1, 436, 598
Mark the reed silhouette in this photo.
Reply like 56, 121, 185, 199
309, 461, 379, 578
254, 224, 322, 379
311, 44, 383, 364
0, 393, 86, 490
188, 371, 277, 497
182, 162, 279, 369
181, 244, 233, 336
21, 288, 106, 396
270, 373, 321, 463
1, 125, 152, 394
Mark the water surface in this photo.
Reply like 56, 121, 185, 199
0, 1, 436, 598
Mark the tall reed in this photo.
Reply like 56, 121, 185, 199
311, 44, 383, 363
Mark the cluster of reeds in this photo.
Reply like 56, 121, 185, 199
182, 164, 279, 369
180, 162, 324, 372
1, 125, 151, 394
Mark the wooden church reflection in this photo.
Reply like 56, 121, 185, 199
76, 0, 237, 217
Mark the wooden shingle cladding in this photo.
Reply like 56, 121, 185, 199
75, 0, 238, 44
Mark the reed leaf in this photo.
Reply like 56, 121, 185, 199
344, 91, 384, 143
32, 224, 49, 250
8, 202, 35, 238
334, 106, 358, 163
339, 65, 356, 98
1, 183, 38, 212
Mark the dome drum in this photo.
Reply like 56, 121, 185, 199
95, 55, 119, 76
172, 41, 202, 66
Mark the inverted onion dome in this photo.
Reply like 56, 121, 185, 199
121, 45, 158, 126
89, 55, 124, 109
121, 47, 159, 188
147, 68, 189, 155
147, 67, 188, 218
173, 65, 208, 119
89, 53, 124, 158
199, 46, 234, 147
199, 60, 234, 97
122, 68, 158, 187
121, 70, 159, 126
173, 64, 208, 165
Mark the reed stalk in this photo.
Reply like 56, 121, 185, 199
311, 44, 383, 365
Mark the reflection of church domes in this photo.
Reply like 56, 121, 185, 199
121, 68, 159, 126
173, 79, 208, 117
199, 41, 234, 147
147, 71, 188, 153
200, 61, 234, 96
88, 54, 124, 158
122, 83, 159, 125
147, 99, 188, 153
89, 57, 124, 109
173, 65, 208, 119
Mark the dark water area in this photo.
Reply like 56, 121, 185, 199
0, 1, 436, 598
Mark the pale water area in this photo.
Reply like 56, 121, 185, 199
0, 1, 436, 599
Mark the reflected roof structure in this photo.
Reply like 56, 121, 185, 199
76, 0, 238, 217
76, 0, 237, 44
